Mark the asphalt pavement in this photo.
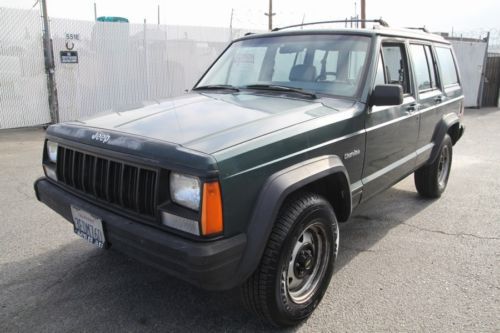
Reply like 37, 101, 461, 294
0, 108, 499, 332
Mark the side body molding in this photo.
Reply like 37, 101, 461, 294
235, 155, 351, 283
428, 112, 460, 165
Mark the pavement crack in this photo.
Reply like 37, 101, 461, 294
402, 222, 500, 240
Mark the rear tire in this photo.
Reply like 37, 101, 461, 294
240, 192, 339, 327
414, 134, 453, 198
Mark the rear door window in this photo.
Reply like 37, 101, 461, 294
410, 44, 439, 92
435, 47, 459, 86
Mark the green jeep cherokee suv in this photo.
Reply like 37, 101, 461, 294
35, 22, 465, 326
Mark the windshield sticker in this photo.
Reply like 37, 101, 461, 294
234, 53, 255, 64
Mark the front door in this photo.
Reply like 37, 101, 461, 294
362, 41, 420, 201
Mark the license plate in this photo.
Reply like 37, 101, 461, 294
71, 206, 106, 248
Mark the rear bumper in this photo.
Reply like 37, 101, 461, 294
34, 178, 247, 290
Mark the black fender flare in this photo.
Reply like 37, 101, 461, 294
428, 113, 460, 165
235, 155, 351, 283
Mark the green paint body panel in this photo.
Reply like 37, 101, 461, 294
35, 28, 465, 290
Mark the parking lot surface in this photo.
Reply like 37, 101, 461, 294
0, 108, 499, 332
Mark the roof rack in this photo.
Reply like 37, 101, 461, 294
405, 27, 430, 33
272, 18, 389, 32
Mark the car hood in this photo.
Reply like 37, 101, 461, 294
73, 92, 356, 154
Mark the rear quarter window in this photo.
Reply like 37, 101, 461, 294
435, 47, 459, 86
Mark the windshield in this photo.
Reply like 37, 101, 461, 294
196, 34, 372, 98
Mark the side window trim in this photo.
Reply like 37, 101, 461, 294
378, 50, 387, 85
425, 45, 440, 89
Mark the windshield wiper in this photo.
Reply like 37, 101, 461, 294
193, 84, 240, 92
243, 84, 317, 99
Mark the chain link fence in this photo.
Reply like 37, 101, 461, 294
0, 7, 251, 128
452, 29, 500, 53
50, 20, 251, 122
0, 7, 51, 129
1, 6, 499, 128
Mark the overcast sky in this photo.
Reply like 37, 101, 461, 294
1, 0, 499, 36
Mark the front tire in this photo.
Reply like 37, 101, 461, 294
240, 192, 339, 327
414, 134, 453, 198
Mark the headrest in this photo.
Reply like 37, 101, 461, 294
289, 64, 317, 81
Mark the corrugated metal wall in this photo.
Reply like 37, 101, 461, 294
449, 39, 488, 108
0, 8, 51, 129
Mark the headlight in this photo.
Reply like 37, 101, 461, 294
46, 141, 58, 163
170, 172, 201, 211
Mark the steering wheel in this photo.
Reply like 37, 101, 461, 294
316, 72, 336, 81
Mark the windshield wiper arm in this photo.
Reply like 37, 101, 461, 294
193, 84, 240, 92
243, 84, 317, 99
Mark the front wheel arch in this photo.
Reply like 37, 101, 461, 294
235, 156, 351, 288
240, 192, 339, 327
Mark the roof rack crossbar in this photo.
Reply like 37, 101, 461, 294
405, 27, 430, 33
272, 19, 389, 32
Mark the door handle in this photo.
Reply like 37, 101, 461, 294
406, 103, 418, 114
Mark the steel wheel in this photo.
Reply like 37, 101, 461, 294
415, 134, 453, 198
437, 144, 451, 188
241, 192, 338, 327
283, 222, 331, 304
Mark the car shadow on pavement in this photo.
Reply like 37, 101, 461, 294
1, 186, 434, 333
336, 186, 434, 272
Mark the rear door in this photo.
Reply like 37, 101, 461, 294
408, 43, 445, 166
362, 40, 420, 201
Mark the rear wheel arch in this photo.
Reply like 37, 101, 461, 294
428, 113, 460, 164
447, 122, 461, 145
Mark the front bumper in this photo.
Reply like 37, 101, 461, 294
34, 178, 246, 290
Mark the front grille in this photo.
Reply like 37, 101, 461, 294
56, 146, 158, 217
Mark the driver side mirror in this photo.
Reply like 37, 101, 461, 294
369, 84, 403, 107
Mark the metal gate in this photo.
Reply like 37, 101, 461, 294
482, 55, 500, 107
449, 39, 488, 108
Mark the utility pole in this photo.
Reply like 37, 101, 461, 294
94, 2, 97, 21
229, 8, 234, 41
361, 0, 366, 28
264, 0, 275, 31
157, 4, 160, 25
40, 0, 59, 123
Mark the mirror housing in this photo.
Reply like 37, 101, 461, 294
369, 84, 403, 107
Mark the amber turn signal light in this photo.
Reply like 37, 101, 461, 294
201, 181, 223, 236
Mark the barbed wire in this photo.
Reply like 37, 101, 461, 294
451, 29, 500, 51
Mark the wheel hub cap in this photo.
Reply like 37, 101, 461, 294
294, 244, 315, 278
283, 222, 332, 304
